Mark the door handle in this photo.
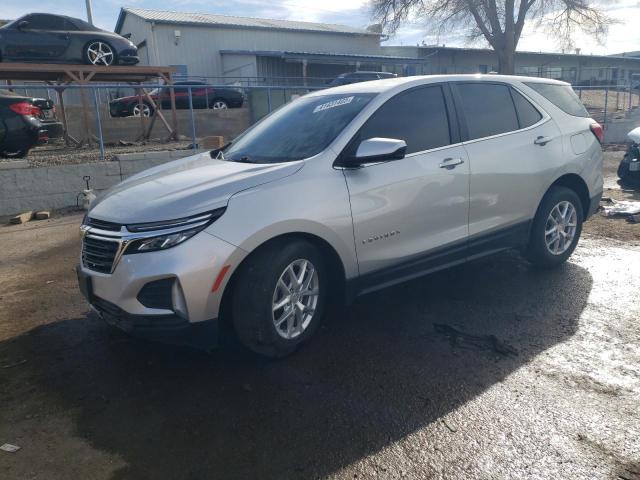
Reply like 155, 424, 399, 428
439, 157, 464, 169
534, 136, 553, 146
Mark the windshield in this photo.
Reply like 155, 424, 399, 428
223, 93, 375, 163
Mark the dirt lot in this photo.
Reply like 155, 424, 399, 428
0, 151, 639, 480
583, 151, 640, 245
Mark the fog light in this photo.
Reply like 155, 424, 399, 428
171, 280, 189, 319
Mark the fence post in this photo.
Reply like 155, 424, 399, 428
629, 85, 633, 112
267, 87, 272, 113
188, 85, 197, 148
92, 88, 105, 162
603, 88, 609, 129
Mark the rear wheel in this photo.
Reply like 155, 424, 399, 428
232, 240, 327, 357
0, 148, 28, 159
526, 186, 583, 268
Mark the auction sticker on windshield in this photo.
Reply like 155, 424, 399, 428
313, 96, 354, 113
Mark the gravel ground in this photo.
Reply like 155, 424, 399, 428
0, 212, 639, 479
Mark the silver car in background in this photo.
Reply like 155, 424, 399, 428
77, 74, 603, 357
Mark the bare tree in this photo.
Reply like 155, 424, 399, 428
370, 0, 615, 74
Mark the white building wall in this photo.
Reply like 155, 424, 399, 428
119, 15, 381, 79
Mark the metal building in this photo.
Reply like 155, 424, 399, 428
115, 8, 421, 85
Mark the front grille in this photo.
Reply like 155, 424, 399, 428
82, 236, 120, 273
87, 217, 121, 232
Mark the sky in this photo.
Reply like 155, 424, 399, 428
3, 0, 640, 55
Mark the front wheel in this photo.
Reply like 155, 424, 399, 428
232, 240, 327, 357
526, 186, 583, 268
209, 99, 228, 110
84, 41, 116, 66
129, 103, 153, 117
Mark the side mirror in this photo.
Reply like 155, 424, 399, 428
339, 137, 407, 168
17, 20, 29, 30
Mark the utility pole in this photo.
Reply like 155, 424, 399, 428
85, 0, 94, 25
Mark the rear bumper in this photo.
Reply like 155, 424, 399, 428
586, 190, 602, 219
109, 102, 130, 117
40, 121, 63, 139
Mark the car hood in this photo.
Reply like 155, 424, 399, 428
89, 151, 303, 224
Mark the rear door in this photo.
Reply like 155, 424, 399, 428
451, 82, 563, 250
343, 84, 470, 283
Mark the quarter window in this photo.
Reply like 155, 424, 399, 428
455, 83, 519, 140
354, 85, 451, 155
510, 89, 542, 128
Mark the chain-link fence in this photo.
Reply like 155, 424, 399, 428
1, 83, 324, 162
574, 85, 640, 126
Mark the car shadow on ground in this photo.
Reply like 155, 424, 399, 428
0, 251, 593, 479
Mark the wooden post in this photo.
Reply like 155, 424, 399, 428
160, 73, 178, 141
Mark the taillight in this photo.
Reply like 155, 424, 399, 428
590, 122, 604, 144
9, 102, 41, 117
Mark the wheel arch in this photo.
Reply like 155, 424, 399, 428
217, 232, 347, 328
547, 173, 590, 217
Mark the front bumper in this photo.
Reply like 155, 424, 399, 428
77, 230, 247, 345
90, 294, 219, 349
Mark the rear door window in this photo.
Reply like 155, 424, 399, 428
354, 85, 451, 154
454, 83, 519, 140
524, 82, 589, 117
510, 89, 543, 128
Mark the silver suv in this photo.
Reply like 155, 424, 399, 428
77, 75, 603, 357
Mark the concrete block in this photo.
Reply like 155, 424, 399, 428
10, 211, 33, 224
34, 211, 51, 220
0, 160, 28, 170
200, 136, 225, 149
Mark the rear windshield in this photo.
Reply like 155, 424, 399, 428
222, 93, 375, 163
524, 83, 589, 117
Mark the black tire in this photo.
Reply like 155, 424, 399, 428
618, 154, 630, 180
232, 240, 327, 358
525, 186, 583, 268
83, 40, 117, 66
0, 148, 28, 159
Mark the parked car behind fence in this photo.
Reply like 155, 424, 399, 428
109, 81, 245, 117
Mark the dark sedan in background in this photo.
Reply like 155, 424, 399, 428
0, 13, 138, 66
327, 71, 397, 86
109, 81, 245, 117
0, 89, 62, 158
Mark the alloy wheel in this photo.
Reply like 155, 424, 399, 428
132, 104, 151, 117
87, 42, 114, 66
545, 201, 578, 255
271, 259, 319, 340
211, 101, 228, 110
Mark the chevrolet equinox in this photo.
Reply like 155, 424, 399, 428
77, 75, 604, 357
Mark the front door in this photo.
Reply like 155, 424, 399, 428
7, 14, 70, 61
342, 84, 470, 285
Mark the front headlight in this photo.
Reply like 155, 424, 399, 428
124, 207, 225, 254
129, 229, 199, 253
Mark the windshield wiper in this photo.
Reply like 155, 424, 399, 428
233, 156, 256, 163
210, 141, 232, 161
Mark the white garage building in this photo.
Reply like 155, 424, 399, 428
115, 8, 421, 85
